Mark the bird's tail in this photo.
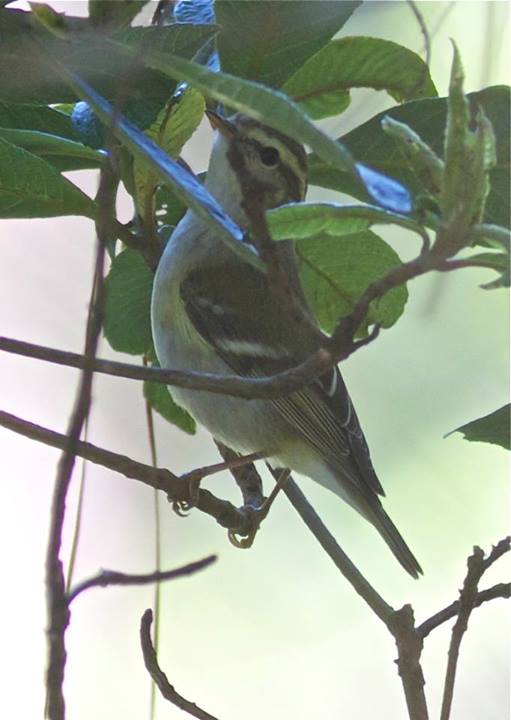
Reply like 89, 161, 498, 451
366, 502, 423, 578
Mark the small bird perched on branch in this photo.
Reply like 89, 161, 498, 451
151, 111, 422, 578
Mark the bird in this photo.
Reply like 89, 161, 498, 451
151, 111, 422, 578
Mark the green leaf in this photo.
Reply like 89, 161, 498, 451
267, 201, 428, 245
308, 85, 510, 228
133, 87, 205, 218
0, 101, 78, 138
0, 128, 104, 170
466, 251, 510, 289
0, 136, 95, 218
104, 249, 153, 355
154, 186, 187, 229
0, 10, 217, 104
216, 1, 361, 88
283, 36, 437, 120
296, 230, 408, 334
144, 373, 196, 435
137, 45, 412, 214
449, 404, 510, 450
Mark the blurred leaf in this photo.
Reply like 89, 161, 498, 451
0, 10, 217, 104
308, 85, 510, 228
283, 36, 437, 120
0, 128, 104, 170
0, 101, 78, 138
104, 249, 153, 355
67, 72, 250, 268
144, 366, 196, 435
216, 1, 361, 88
139, 45, 412, 214
133, 87, 205, 218
297, 230, 408, 334
449, 404, 510, 450
0, 136, 95, 218
89, 0, 149, 28
267, 201, 427, 244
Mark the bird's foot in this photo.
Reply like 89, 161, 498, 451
171, 471, 202, 515
228, 469, 291, 548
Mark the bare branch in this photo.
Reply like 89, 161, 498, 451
215, 442, 264, 509
140, 609, 220, 720
278, 473, 394, 624
0, 409, 256, 537
68, 556, 216, 603
440, 538, 510, 720
45, 159, 113, 718
418, 582, 510, 639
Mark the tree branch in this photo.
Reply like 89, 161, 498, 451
440, 537, 510, 720
68, 556, 216, 603
140, 609, 220, 720
418, 581, 510, 639
0, 409, 257, 537
44, 158, 113, 718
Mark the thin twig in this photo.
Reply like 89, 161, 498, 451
418, 582, 511, 639
140, 609, 220, 720
407, 1, 431, 69
68, 556, 216, 603
440, 538, 510, 720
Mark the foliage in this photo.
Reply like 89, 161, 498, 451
0, 1, 508, 446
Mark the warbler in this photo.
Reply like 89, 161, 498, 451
151, 112, 422, 578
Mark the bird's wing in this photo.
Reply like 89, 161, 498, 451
180, 261, 383, 496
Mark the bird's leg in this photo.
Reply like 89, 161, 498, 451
228, 468, 291, 549
173, 450, 267, 514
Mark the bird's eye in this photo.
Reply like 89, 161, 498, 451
259, 146, 280, 167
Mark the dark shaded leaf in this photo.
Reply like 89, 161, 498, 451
0, 101, 78, 139
449, 404, 510, 450
308, 85, 510, 228
89, 0, 149, 28
296, 230, 408, 334
216, 1, 361, 88
0, 136, 95, 218
0, 10, 216, 105
283, 36, 437, 120
104, 249, 153, 355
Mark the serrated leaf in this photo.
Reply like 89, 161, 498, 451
216, 1, 361, 88
144, 376, 196, 435
0, 136, 95, 218
283, 36, 437, 120
104, 249, 153, 355
296, 230, 408, 334
0, 128, 104, 171
136, 45, 412, 214
133, 87, 205, 218
308, 85, 510, 228
449, 404, 510, 450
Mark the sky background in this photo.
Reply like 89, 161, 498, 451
0, 2, 509, 720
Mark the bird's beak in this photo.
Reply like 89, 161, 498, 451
205, 109, 237, 139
